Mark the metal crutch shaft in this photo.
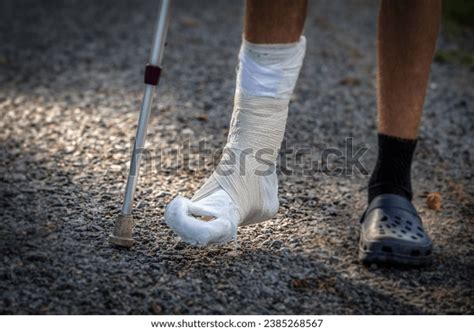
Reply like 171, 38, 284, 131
109, 0, 171, 248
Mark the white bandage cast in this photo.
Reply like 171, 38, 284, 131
165, 37, 306, 246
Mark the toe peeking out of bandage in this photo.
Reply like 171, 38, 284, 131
165, 37, 306, 246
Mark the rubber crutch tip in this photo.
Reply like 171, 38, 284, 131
109, 213, 135, 248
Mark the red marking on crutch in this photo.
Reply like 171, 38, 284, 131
144, 64, 162, 86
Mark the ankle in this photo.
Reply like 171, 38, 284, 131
368, 133, 417, 203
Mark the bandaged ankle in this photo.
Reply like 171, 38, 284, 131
192, 93, 290, 225
237, 36, 306, 99
192, 37, 306, 224
165, 36, 306, 245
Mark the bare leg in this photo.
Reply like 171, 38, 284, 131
377, 0, 441, 139
361, 0, 441, 266
245, 0, 307, 44
369, 0, 441, 201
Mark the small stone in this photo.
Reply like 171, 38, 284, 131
150, 302, 163, 315
182, 128, 194, 136
270, 240, 283, 249
173, 241, 187, 250
24, 252, 49, 262
156, 191, 170, 198
64, 145, 75, 154
11, 173, 27, 181
110, 165, 121, 172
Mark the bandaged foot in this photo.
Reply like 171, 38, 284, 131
165, 37, 306, 246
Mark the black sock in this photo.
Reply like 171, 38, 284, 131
368, 133, 417, 203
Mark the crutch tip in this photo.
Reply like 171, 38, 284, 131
109, 213, 135, 248
109, 234, 134, 248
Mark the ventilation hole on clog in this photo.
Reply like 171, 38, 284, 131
386, 224, 391, 229
410, 250, 420, 257
401, 229, 407, 234
394, 220, 401, 225
381, 246, 392, 253
381, 216, 388, 222
417, 226, 423, 232
405, 226, 411, 231
394, 216, 401, 220
380, 230, 386, 235
425, 249, 432, 256
417, 232, 424, 238
379, 224, 383, 229
411, 235, 418, 240
363, 245, 368, 251
391, 230, 397, 235
397, 234, 403, 238
406, 220, 413, 226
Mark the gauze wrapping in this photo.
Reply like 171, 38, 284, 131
165, 37, 306, 245
192, 93, 289, 225
237, 37, 306, 99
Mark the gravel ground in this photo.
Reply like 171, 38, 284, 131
1, 0, 473, 314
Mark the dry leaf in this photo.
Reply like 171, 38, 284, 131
339, 77, 361, 86
180, 16, 200, 28
196, 114, 208, 122
426, 192, 442, 211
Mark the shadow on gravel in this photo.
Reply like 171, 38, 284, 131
142, 245, 428, 314
0, 138, 84, 314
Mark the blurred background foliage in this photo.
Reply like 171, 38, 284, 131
435, 0, 474, 69
442, 0, 474, 27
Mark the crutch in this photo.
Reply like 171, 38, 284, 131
109, 0, 172, 248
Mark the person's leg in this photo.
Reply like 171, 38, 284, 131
165, 0, 308, 246
369, 0, 441, 202
245, 0, 307, 43
376, 0, 441, 140
360, 0, 441, 265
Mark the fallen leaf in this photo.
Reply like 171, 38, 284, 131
196, 114, 208, 122
339, 77, 361, 86
426, 192, 442, 211
180, 16, 200, 28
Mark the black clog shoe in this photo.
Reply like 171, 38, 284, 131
359, 194, 433, 266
